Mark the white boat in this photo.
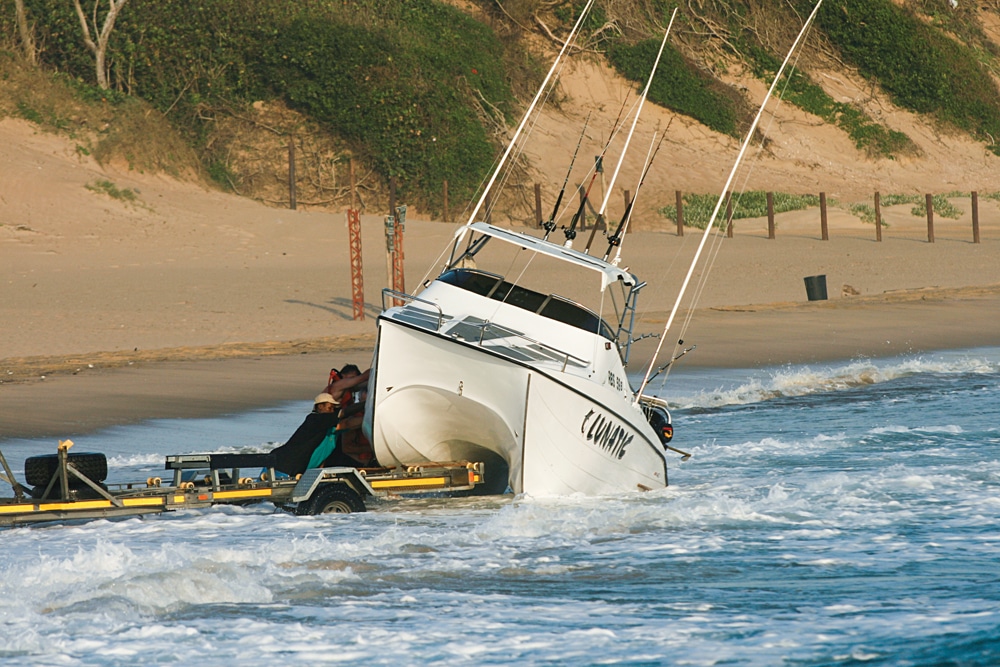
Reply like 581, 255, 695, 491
361, 1, 824, 496
362, 222, 674, 495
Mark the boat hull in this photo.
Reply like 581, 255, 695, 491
366, 318, 667, 495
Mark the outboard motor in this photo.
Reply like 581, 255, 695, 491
646, 406, 673, 446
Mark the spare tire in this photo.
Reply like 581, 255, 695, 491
23, 452, 108, 487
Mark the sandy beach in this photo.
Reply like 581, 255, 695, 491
3, 80, 1000, 442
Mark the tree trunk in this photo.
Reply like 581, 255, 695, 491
14, 0, 37, 66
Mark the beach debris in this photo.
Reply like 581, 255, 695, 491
842, 284, 861, 296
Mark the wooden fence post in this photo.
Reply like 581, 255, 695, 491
820, 192, 828, 240
926, 193, 935, 243
288, 137, 296, 210
675, 190, 684, 237
766, 191, 775, 239
972, 190, 981, 244
726, 192, 733, 238
874, 191, 882, 242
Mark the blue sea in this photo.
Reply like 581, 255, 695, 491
1, 348, 999, 666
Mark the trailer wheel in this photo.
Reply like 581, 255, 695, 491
23, 453, 108, 487
298, 484, 366, 515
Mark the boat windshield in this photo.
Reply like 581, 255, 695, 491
437, 268, 615, 341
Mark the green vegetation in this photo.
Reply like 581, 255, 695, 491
813, 0, 1000, 154
606, 38, 744, 137
848, 193, 963, 224
659, 191, 820, 229
742, 42, 913, 158
13, 0, 518, 209
85, 179, 138, 203
6, 0, 1000, 210
260, 3, 510, 204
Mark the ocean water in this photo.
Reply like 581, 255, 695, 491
1, 348, 999, 666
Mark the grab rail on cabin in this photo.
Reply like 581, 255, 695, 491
381, 289, 445, 330
474, 321, 590, 372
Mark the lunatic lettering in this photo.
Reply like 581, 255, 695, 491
580, 410, 633, 460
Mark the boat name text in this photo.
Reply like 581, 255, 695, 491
581, 410, 632, 460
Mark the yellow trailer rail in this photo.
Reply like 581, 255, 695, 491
0, 446, 484, 527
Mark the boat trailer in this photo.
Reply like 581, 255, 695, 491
0, 441, 484, 527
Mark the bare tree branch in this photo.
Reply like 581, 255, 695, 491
72, 0, 129, 89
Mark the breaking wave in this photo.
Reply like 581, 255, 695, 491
659, 352, 999, 410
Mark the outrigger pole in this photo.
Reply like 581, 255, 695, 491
543, 112, 591, 240
566, 7, 678, 250
465, 0, 596, 228
635, 0, 825, 403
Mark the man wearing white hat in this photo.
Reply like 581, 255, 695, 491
271, 369, 369, 476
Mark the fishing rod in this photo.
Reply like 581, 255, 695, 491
543, 112, 591, 241
562, 94, 630, 245
465, 0, 597, 228
573, 6, 678, 252
603, 128, 668, 261
635, 0, 825, 404
646, 344, 696, 384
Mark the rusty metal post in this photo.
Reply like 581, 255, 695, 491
347, 209, 364, 321
926, 193, 935, 243
675, 190, 684, 237
348, 159, 364, 320
767, 192, 775, 239
393, 205, 406, 296
972, 191, 981, 244
875, 192, 882, 242
288, 137, 296, 210
820, 192, 828, 240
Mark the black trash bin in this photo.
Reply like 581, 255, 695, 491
804, 274, 828, 301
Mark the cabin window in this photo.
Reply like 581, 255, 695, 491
438, 269, 615, 341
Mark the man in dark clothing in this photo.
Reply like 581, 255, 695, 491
271, 393, 339, 476
271, 369, 372, 476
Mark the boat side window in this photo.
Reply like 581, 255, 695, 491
540, 295, 615, 341
439, 269, 614, 341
